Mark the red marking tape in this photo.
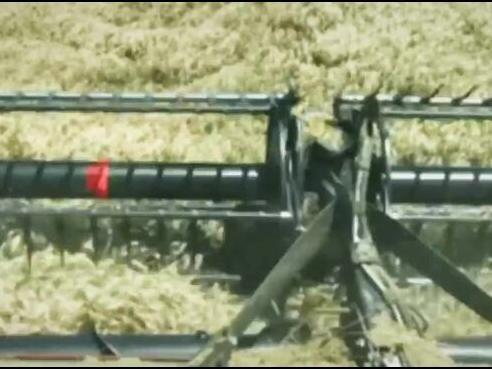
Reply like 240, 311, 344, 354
86, 159, 110, 199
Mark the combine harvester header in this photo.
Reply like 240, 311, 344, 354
0, 88, 491, 366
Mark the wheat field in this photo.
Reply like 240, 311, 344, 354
0, 2, 491, 366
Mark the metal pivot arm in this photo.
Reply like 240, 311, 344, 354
188, 186, 337, 366
265, 90, 300, 218
340, 95, 416, 367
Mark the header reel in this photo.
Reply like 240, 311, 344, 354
0, 88, 492, 366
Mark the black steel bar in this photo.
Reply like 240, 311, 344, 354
0, 320, 307, 363
0, 91, 294, 114
0, 334, 209, 362
0, 161, 269, 201
0, 206, 293, 221
439, 336, 492, 365
0, 333, 483, 365
335, 94, 492, 120
392, 214, 492, 223
390, 204, 492, 223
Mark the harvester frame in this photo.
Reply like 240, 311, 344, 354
0, 88, 491, 366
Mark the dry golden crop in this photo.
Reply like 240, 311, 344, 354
0, 233, 242, 335
0, 2, 491, 366
0, 3, 491, 163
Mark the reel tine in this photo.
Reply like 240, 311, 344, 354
55, 216, 66, 266
422, 84, 444, 103
157, 219, 168, 266
90, 216, 100, 264
21, 215, 33, 274
410, 220, 423, 236
188, 221, 198, 254
361, 83, 383, 120
122, 216, 132, 264
452, 85, 479, 105
112, 216, 122, 260
476, 222, 490, 272
368, 81, 383, 99
444, 220, 456, 263
187, 220, 199, 272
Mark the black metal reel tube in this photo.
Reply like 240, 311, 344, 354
389, 166, 492, 205
0, 161, 271, 200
